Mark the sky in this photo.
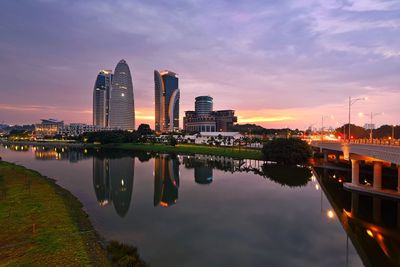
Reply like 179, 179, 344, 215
0, 0, 399, 129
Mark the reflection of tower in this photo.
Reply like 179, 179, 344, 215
194, 165, 213, 184
93, 157, 135, 217
93, 158, 111, 206
154, 155, 180, 207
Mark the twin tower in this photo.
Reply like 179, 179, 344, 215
93, 59, 180, 132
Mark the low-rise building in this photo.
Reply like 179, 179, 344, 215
188, 132, 243, 146
58, 123, 116, 137
35, 119, 64, 138
183, 96, 237, 132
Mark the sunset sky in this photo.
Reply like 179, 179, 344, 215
0, 0, 399, 129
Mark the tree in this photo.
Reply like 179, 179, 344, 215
169, 136, 177, 147
137, 124, 152, 136
262, 138, 312, 165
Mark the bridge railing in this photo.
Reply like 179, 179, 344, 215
311, 139, 400, 147
349, 139, 400, 146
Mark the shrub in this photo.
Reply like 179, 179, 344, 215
107, 240, 148, 267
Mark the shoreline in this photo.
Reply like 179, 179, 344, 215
0, 160, 110, 266
1, 140, 263, 160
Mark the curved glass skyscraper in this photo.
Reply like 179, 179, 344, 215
93, 70, 112, 127
154, 70, 180, 132
109, 59, 135, 130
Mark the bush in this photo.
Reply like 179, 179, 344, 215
262, 138, 312, 165
107, 240, 148, 267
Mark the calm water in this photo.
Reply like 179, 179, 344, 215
1, 145, 399, 267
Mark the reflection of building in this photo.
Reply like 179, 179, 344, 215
183, 96, 237, 132
194, 165, 213, 184
33, 147, 87, 162
93, 70, 113, 127
154, 155, 180, 207
35, 119, 64, 138
154, 70, 180, 132
93, 157, 135, 217
93, 158, 111, 206
109, 59, 135, 130
315, 168, 400, 267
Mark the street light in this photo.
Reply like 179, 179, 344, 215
369, 112, 382, 141
360, 112, 382, 141
348, 96, 366, 141
321, 115, 333, 141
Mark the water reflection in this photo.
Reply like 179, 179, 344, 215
153, 154, 180, 207
259, 164, 312, 187
315, 167, 400, 267
93, 157, 135, 217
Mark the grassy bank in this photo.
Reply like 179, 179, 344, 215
0, 161, 110, 266
105, 143, 263, 160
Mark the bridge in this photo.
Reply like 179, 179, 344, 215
311, 140, 400, 199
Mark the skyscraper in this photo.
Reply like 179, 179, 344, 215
109, 59, 135, 130
93, 70, 113, 127
154, 70, 180, 132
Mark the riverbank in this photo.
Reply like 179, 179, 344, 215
0, 161, 110, 266
1, 140, 263, 160
103, 143, 263, 160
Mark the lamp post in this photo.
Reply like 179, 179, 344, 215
321, 115, 332, 141
368, 112, 382, 142
348, 96, 365, 141
392, 125, 396, 140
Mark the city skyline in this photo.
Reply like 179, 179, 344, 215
0, 1, 399, 129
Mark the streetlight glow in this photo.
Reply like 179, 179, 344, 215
327, 210, 335, 219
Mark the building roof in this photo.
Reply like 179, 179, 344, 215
199, 132, 241, 137
40, 118, 64, 124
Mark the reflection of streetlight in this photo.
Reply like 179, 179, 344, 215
366, 229, 374, 238
348, 96, 366, 140
327, 210, 335, 219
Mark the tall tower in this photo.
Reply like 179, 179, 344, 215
93, 70, 113, 127
109, 59, 135, 130
154, 70, 180, 132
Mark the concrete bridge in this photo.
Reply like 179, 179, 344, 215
311, 140, 400, 199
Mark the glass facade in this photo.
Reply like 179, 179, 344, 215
109, 60, 135, 130
93, 70, 112, 127
154, 70, 180, 132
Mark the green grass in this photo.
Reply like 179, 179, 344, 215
105, 143, 263, 160
0, 161, 110, 266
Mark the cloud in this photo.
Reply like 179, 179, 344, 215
0, 0, 398, 128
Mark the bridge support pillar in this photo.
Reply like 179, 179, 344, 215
351, 192, 359, 217
373, 197, 381, 224
398, 203, 400, 229
373, 161, 382, 190
351, 159, 360, 185
335, 152, 341, 163
397, 166, 400, 192
323, 151, 328, 163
